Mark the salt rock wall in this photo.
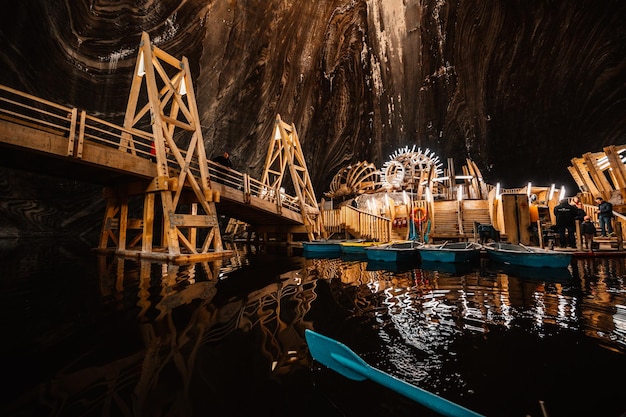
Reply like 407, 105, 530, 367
0, 168, 104, 240
0, 0, 624, 237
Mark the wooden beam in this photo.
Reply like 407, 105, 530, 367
583, 152, 612, 199
170, 214, 218, 227
604, 145, 626, 201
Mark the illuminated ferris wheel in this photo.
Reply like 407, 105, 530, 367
381, 145, 444, 191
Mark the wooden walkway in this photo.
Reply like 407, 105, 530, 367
0, 32, 329, 263
0, 84, 306, 220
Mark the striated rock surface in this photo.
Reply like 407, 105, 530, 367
0, 0, 624, 237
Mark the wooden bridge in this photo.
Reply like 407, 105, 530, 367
0, 32, 324, 262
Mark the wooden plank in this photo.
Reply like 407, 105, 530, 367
501, 194, 531, 245
0, 113, 65, 136
583, 152, 612, 199
0, 120, 71, 156
142, 192, 155, 252
447, 158, 455, 193
604, 145, 626, 201
170, 213, 218, 227
465, 158, 480, 199
572, 157, 600, 197
567, 165, 586, 191
67, 108, 77, 156
99, 201, 119, 249
146, 176, 170, 192
118, 198, 129, 251
189, 203, 198, 248
78, 141, 156, 178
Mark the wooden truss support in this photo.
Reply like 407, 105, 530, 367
98, 183, 227, 261
567, 145, 626, 204
98, 32, 228, 261
604, 145, 626, 202
583, 151, 613, 200
260, 114, 325, 240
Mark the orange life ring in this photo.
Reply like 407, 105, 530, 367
412, 207, 427, 224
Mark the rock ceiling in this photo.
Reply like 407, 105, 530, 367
1, 0, 625, 196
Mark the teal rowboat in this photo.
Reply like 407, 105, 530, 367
418, 241, 482, 263
484, 242, 572, 268
364, 241, 421, 262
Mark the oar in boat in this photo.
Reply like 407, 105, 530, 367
518, 243, 535, 252
304, 329, 485, 417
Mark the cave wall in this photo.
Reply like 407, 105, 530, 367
0, 0, 624, 238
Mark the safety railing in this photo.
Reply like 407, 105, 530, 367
0, 84, 75, 140
322, 205, 391, 242
0, 83, 302, 215
203, 161, 302, 213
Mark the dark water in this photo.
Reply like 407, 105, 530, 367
1, 239, 626, 417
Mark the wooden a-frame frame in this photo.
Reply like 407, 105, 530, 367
260, 114, 325, 240
99, 32, 228, 261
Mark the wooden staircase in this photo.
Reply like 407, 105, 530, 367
428, 199, 491, 242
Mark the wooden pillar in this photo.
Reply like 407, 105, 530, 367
142, 193, 155, 252
537, 220, 545, 248
99, 194, 119, 250
189, 203, 198, 249
118, 198, 129, 251
501, 194, 531, 245
616, 221, 623, 251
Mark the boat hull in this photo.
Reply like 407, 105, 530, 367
418, 242, 482, 263
485, 242, 572, 268
339, 241, 381, 255
302, 240, 343, 257
364, 242, 421, 263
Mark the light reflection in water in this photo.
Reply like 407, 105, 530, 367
3, 240, 626, 417
302, 255, 626, 416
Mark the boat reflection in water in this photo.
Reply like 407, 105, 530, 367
2, 240, 626, 417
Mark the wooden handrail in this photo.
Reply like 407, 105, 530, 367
0, 83, 304, 216
322, 206, 391, 242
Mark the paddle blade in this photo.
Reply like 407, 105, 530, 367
305, 329, 368, 381
305, 329, 485, 417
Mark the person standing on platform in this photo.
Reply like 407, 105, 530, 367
580, 215, 597, 251
211, 151, 233, 185
595, 197, 614, 237
572, 196, 586, 224
554, 198, 577, 248
212, 151, 233, 169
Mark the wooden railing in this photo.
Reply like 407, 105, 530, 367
577, 201, 624, 240
204, 162, 301, 213
322, 205, 391, 242
0, 83, 302, 215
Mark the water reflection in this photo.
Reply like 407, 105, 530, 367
2, 240, 626, 417
299, 254, 626, 416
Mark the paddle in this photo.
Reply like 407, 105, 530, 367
305, 329, 485, 417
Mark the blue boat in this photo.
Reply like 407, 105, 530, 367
303, 238, 367, 258
418, 241, 482, 263
484, 242, 572, 268
364, 241, 421, 263
302, 239, 344, 257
